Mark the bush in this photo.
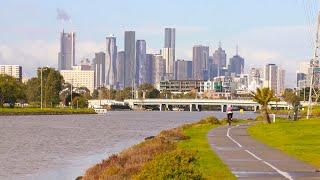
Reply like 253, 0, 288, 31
255, 115, 264, 121
158, 128, 190, 141
198, 116, 221, 125
134, 149, 203, 180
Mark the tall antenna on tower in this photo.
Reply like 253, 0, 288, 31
307, 11, 320, 119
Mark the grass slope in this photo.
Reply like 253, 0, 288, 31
248, 118, 320, 168
179, 123, 236, 179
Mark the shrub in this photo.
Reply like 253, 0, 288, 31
158, 128, 190, 141
198, 116, 221, 125
134, 149, 203, 180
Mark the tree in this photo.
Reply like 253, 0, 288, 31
72, 95, 88, 108
26, 77, 41, 105
0, 75, 26, 107
251, 88, 277, 124
282, 88, 301, 120
138, 83, 160, 99
43, 69, 63, 107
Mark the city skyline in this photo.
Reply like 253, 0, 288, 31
0, 1, 319, 87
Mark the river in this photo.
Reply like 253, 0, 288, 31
0, 111, 256, 180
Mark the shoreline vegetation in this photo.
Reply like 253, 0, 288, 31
0, 108, 96, 116
80, 117, 238, 180
248, 118, 320, 169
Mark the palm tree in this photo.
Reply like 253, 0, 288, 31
251, 88, 277, 124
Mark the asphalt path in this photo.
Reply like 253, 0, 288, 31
208, 124, 320, 180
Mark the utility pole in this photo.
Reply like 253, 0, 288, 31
307, 11, 320, 119
40, 67, 43, 109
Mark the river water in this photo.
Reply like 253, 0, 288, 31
0, 111, 256, 180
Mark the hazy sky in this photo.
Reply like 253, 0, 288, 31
0, 0, 319, 87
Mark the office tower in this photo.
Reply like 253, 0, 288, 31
263, 64, 278, 93
106, 35, 118, 88
153, 54, 166, 84
298, 61, 310, 75
186, 61, 193, 79
58, 31, 75, 70
60, 69, 95, 93
277, 68, 285, 95
297, 73, 307, 87
248, 68, 262, 91
175, 59, 191, 80
146, 54, 154, 84
92, 52, 105, 88
192, 45, 209, 80
117, 51, 125, 89
0, 65, 22, 80
124, 31, 135, 88
212, 43, 227, 70
136, 40, 147, 86
229, 54, 245, 76
163, 28, 176, 79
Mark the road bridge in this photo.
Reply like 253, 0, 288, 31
124, 99, 289, 112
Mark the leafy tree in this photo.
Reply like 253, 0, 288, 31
251, 88, 277, 124
0, 75, 26, 107
43, 69, 63, 107
92, 89, 99, 99
138, 83, 160, 99
160, 90, 172, 99
282, 88, 301, 120
26, 77, 41, 104
72, 95, 88, 108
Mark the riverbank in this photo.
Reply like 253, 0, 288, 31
80, 116, 237, 179
0, 108, 96, 116
248, 118, 320, 169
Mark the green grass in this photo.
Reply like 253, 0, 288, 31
178, 123, 236, 179
248, 118, 320, 168
0, 107, 95, 115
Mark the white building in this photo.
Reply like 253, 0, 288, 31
263, 64, 285, 95
60, 66, 95, 93
0, 65, 22, 79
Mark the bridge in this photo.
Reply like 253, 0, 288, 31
124, 99, 290, 112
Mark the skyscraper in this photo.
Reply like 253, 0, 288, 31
136, 40, 147, 86
58, 31, 75, 70
106, 35, 117, 88
175, 59, 191, 80
146, 54, 154, 84
163, 28, 176, 79
277, 68, 285, 95
192, 45, 209, 80
229, 54, 245, 76
212, 43, 227, 70
124, 31, 135, 88
92, 52, 105, 88
263, 64, 278, 93
153, 54, 166, 84
117, 51, 125, 89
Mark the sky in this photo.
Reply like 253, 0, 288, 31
0, 0, 319, 87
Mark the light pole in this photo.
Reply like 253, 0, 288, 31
40, 67, 43, 109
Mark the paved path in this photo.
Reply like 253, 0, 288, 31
208, 124, 320, 180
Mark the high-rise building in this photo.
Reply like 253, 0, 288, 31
229, 54, 245, 76
163, 28, 176, 79
277, 68, 285, 95
136, 40, 147, 86
58, 31, 75, 70
175, 59, 191, 80
60, 68, 95, 93
248, 68, 262, 91
80, 58, 91, 70
212, 43, 227, 70
146, 54, 154, 84
297, 73, 307, 87
192, 45, 209, 80
153, 54, 166, 85
117, 51, 125, 89
0, 65, 22, 80
92, 52, 105, 88
106, 35, 118, 88
263, 64, 278, 93
124, 31, 135, 88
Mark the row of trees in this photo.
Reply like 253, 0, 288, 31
0, 68, 90, 108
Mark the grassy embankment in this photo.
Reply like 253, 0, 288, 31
0, 107, 96, 115
248, 118, 320, 169
81, 117, 236, 180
